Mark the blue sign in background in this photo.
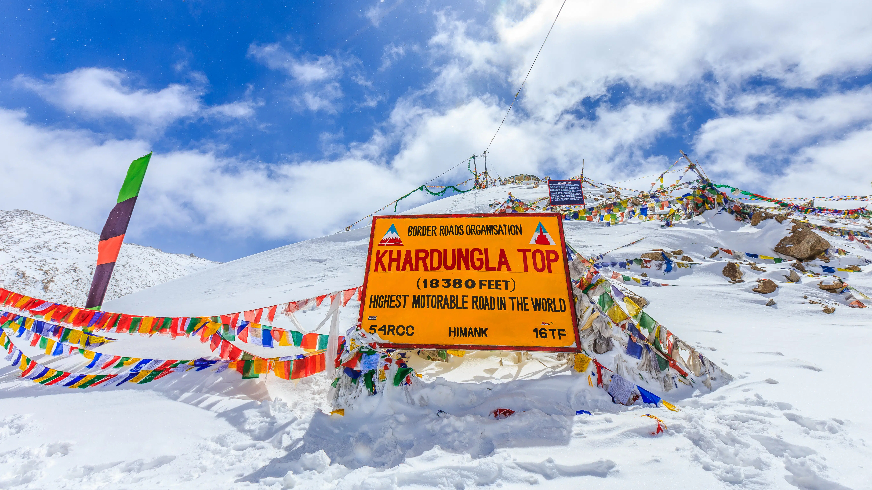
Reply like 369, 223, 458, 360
548, 180, 585, 205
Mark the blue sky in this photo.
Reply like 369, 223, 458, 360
2, 0, 872, 262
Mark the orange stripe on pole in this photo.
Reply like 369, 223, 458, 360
96, 234, 125, 265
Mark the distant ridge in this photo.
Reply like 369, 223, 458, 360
0, 209, 216, 306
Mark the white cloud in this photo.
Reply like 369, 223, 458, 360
248, 43, 345, 112
15, 68, 259, 129
16, 68, 202, 127
694, 88, 872, 184
0, 108, 414, 241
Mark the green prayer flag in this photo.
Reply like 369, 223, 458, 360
363, 370, 375, 393
39, 371, 65, 385
291, 331, 303, 346
393, 367, 414, 386
638, 312, 656, 333
317, 334, 330, 351
656, 353, 669, 371
128, 317, 141, 334
242, 360, 259, 379
114, 357, 131, 368
597, 292, 615, 312
116, 153, 152, 203
78, 375, 106, 389
158, 317, 172, 332
38, 336, 48, 349
59, 328, 72, 343
139, 370, 163, 384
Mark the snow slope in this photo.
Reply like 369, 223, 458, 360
2, 185, 872, 489
0, 209, 216, 307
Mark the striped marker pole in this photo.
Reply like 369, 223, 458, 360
85, 153, 152, 310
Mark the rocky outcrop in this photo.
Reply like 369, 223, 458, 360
753, 279, 778, 294
774, 222, 831, 261
723, 262, 743, 283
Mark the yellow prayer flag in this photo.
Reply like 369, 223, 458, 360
662, 401, 679, 412
24, 317, 34, 328
44, 338, 56, 355
330, 409, 345, 416
253, 358, 268, 374
33, 369, 56, 383
204, 322, 222, 338
278, 331, 292, 347
446, 350, 466, 357
581, 311, 600, 331
83, 350, 96, 360
606, 304, 629, 324
70, 375, 97, 388
68, 330, 82, 345
573, 353, 591, 373
624, 298, 641, 318
130, 370, 151, 384
138, 317, 154, 334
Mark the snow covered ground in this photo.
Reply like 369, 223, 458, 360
0, 209, 216, 306
2, 184, 871, 489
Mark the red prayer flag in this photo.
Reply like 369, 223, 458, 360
243, 310, 255, 323
228, 345, 242, 361
209, 333, 221, 352
220, 339, 233, 359
253, 308, 263, 323
301, 333, 319, 350
315, 294, 328, 307
267, 305, 277, 323
342, 288, 356, 306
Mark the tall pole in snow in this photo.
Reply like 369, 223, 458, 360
85, 153, 152, 310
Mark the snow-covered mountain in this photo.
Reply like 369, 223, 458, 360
0, 209, 216, 306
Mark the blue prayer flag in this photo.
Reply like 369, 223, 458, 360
626, 338, 643, 359
638, 386, 661, 405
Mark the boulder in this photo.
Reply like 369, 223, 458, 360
818, 280, 845, 293
722, 262, 744, 283
783, 269, 801, 283
791, 260, 806, 272
641, 252, 665, 261
823, 305, 836, 314
753, 279, 778, 294
765, 298, 776, 306
774, 222, 831, 260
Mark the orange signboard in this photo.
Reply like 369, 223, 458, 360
359, 214, 579, 351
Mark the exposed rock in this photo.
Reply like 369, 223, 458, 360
783, 270, 801, 283
775, 214, 789, 223
750, 263, 765, 272
680, 255, 693, 262
671, 250, 683, 256
593, 333, 612, 354
709, 250, 720, 258
640, 272, 648, 277
843, 264, 862, 272
823, 306, 836, 314
641, 252, 665, 261
722, 262, 744, 283
750, 211, 774, 226
818, 280, 845, 293
792, 260, 806, 272
625, 291, 649, 309
753, 279, 778, 294
766, 298, 776, 306
416, 350, 448, 362
774, 222, 831, 260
